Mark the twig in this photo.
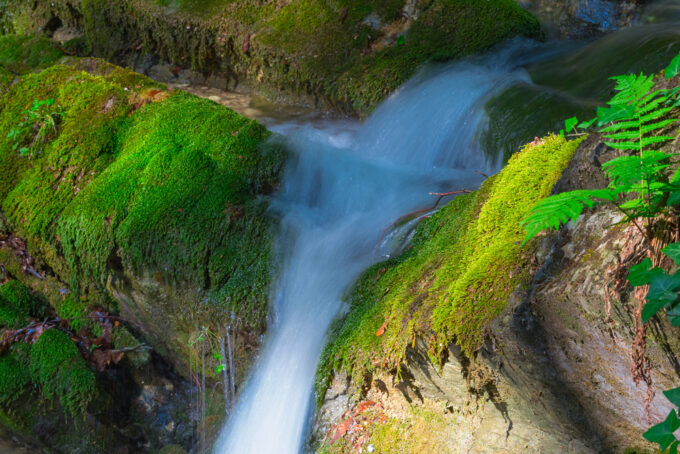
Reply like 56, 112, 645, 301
376, 189, 473, 252
24, 266, 43, 280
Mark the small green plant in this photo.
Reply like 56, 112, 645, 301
628, 242, 680, 326
628, 244, 680, 452
522, 60, 680, 244
7, 98, 62, 157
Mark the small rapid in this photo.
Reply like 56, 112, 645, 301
214, 46, 530, 454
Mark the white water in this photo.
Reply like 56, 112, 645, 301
214, 47, 530, 454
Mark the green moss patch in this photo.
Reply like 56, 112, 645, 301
317, 135, 583, 395
0, 34, 64, 74
29, 328, 96, 416
6, 0, 539, 115
0, 280, 44, 328
0, 353, 31, 403
0, 56, 285, 337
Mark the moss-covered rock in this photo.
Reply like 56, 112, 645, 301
317, 135, 582, 393
29, 328, 96, 416
0, 33, 64, 73
0, 51, 286, 377
1, 0, 540, 115
0, 353, 30, 403
0, 280, 44, 328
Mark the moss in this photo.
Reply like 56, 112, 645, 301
0, 34, 64, 74
55, 90, 283, 324
366, 406, 449, 454
333, 0, 540, 113
158, 445, 188, 454
0, 353, 31, 403
0, 280, 44, 328
318, 135, 583, 394
319, 405, 450, 454
0, 66, 13, 91
30, 328, 96, 416
7, 0, 540, 115
0, 56, 285, 359
55, 294, 91, 333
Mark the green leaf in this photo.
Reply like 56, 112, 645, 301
664, 243, 680, 266
577, 117, 596, 130
664, 387, 680, 407
396, 35, 406, 46
564, 117, 578, 133
668, 191, 680, 207
643, 294, 675, 322
643, 409, 680, 451
597, 104, 636, 126
521, 189, 617, 243
647, 271, 680, 300
628, 258, 656, 286
666, 52, 680, 78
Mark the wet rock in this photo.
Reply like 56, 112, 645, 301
518, 0, 644, 38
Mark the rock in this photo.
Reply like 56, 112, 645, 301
148, 64, 177, 83
176, 69, 205, 85
517, 0, 645, 38
2, 0, 541, 116
205, 74, 228, 90
314, 130, 680, 452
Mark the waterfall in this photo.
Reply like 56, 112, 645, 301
214, 43, 531, 454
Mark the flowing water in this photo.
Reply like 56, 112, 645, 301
214, 2, 680, 453
214, 47, 534, 453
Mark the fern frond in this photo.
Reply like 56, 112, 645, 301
604, 141, 644, 150
641, 119, 677, 135
604, 131, 640, 141
610, 74, 654, 105
600, 120, 640, 133
521, 189, 618, 243
640, 107, 674, 124
639, 93, 669, 115
603, 151, 673, 186
641, 136, 675, 147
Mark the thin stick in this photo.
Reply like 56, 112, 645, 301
376, 189, 473, 252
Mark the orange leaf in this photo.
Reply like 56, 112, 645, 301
375, 321, 387, 336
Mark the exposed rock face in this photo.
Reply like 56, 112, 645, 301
517, 0, 644, 38
315, 132, 680, 453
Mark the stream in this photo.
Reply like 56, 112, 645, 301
210, 2, 680, 453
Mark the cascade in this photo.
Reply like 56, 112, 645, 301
214, 44, 529, 454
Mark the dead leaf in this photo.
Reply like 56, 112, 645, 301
376, 320, 387, 336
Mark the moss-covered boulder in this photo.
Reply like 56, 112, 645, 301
317, 134, 581, 392
1, 0, 540, 115
0, 45, 286, 379
316, 131, 680, 452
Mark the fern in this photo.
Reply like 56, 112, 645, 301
521, 190, 618, 241
521, 56, 680, 244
